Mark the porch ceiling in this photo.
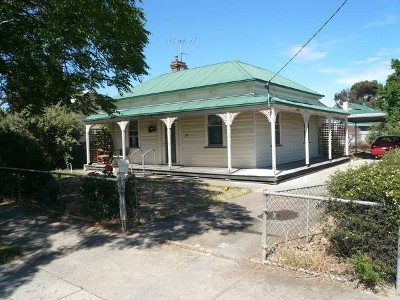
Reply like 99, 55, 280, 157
85, 95, 348, 122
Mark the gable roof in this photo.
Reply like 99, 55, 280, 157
115, 60, 323, 100
348, 103, 382, 115
346, 103, 386, 123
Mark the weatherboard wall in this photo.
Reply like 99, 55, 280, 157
254, 112, 272, 167
179, 115, 228, 167
254, 112, 321, 168
179, 112, 256, 168
109, 111, 322, 169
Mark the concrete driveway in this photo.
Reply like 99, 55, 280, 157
1, 157, 395, 299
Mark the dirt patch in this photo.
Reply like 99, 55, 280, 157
135, 177, 252, 223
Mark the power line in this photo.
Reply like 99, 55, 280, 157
268, 0, 349, 84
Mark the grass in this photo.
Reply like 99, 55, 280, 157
53, 168, 88, 176
266, 218, 353, 278
0, 241, 23, 265
270, 241, 353, 276
203, 185, 252, 201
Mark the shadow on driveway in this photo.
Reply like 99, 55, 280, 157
0, 190, 253, 298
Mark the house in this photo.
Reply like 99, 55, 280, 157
341, 102, 386, 152
84, 60, 349, 181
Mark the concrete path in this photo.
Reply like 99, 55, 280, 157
1, 158, 396, 299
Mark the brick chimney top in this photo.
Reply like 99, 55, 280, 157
170, 56, 188, 72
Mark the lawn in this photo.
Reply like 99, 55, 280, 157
132, 177, 253, 223
0, 240, 22, 265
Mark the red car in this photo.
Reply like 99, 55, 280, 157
370, 135, 400, 158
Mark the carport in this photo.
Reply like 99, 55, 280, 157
343, 102, 386, 152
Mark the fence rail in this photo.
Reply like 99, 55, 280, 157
262, 185, 400, 291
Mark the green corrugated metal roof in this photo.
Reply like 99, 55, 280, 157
115, 61, 323, 100
272, 97, 347, 115
348, 103, 383, 115
86, 95, 347, 122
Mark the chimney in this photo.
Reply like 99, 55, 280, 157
342, 101, 349, 112
170, 56, 188, 72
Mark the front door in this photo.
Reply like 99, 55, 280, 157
164, 123, 177, 164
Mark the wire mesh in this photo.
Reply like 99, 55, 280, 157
262, 185, 399, 286
0, 167, 137, 230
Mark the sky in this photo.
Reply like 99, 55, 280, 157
99, 0, 400, 107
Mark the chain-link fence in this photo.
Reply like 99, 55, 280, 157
262, 185, 400, 290
0, 167, 137, 232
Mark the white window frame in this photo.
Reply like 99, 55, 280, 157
205, 115, 224, 147
129, 119, 139, 148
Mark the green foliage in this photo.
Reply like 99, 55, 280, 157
351, 252, 388, 286
365, 59, 400, 140
0, 104, 83, 169
0, 0, 149, 115
334, 80, 382, 108
93, 126, 113, 154
80, 175, 137, 221
0, 128, 49, 169
376, 59, 400, 124
36, 105, 84, 167
326, 150, 400, 284
81, 178, 120, 220
0, 241, 22, 265
0, 169, 58, 206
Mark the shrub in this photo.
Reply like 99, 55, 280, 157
0, 125, 49, 169
80, 175, 137, 222
0, 104, 83, 169
351, 252, 388, 286
367, 122, 400, 144
326, 149, 400, 285
35, 104, 84, 168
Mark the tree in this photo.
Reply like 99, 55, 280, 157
0, 104, 84, 168
0, 0, 149, 115
334, 80, 382, 108
366, 59, 400, 140
377, 59, 400, 124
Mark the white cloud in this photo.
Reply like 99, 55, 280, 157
354, 48, 400, 65
354, 57, 381, 65
315, 66, 349, 75
336, 61, 392, 85
286, 45, 327, 62
363, 14, 397, 29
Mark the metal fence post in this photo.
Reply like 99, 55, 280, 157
17, 170, 21, 202
117, 172, 128, 232
397, 220, 400, 294
306, 198, 310, 244
262, 188, 268, 263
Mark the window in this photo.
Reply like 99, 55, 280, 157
207, 115, 223, 146
129, 120, 139, 148
275, 113, 281, 145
